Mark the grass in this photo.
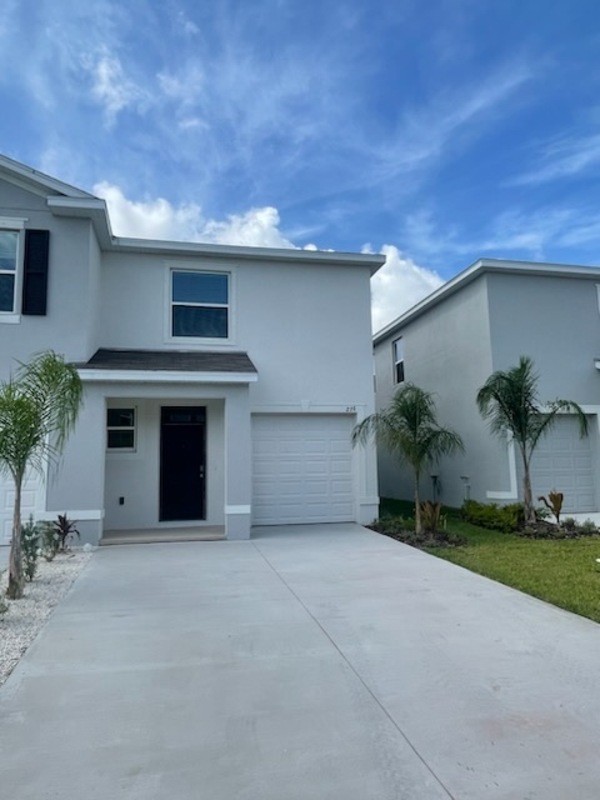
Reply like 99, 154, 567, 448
379, 498, 600, 624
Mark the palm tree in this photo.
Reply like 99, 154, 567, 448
353, 384, 464, 532
477, 356, 588, 524
0, 352, 82, 599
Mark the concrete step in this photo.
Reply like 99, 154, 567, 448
101, 527, 226, 545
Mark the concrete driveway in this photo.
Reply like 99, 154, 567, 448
2, 523, 600, 799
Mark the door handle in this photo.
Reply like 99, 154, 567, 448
199, 465, 205, 479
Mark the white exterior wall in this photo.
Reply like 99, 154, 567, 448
0, 169, 380, 542
374, 277, 501, 508
375, 268, 600, 512
97, 252, 379, 526
98, 253, 374, 406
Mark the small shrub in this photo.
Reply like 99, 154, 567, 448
562, 517, 578, 532
579, 519, 598, 535
535, 505, 551, 520
21, 516, 41, 582
39, 522, 60, 561
371, 514, 415, 535
462, 500, 524, 533
369, 513, 464, 548
420, 501, 442, 534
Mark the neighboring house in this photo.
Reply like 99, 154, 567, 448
374, 258, 600, 514
0, 154, 384, 544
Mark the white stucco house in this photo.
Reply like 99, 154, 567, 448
0, 154, 384, 544
374, 258, 600, 515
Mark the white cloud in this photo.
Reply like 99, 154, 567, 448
94, 182, 296, 248
94, 182, 205, 240
200, 208, 297, 248
510, 133, 600, 186
84, 49, 148, 124
370, 245, 443, 333
374, 60, 534, 181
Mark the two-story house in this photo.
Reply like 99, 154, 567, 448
0, 154, 384, 544
374, 258, 600, 515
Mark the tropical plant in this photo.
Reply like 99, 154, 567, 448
52, 513, 80, 551
538, 490, 564, 526
477, 356, 588, 525
352, 384, 464, 532
20, 516, 41, 582
0, 352, 82, 599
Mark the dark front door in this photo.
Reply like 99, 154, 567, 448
160, 406, 206, 521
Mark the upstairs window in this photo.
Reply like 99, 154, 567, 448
0, 224, 49, 318
171, 270, 229, 338
393, 338, 404, 384
0, 230, 18, 313
107, 408, 136, 450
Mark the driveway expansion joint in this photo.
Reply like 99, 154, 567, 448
251, 539, 457, 800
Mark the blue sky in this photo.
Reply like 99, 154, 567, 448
1, 0, 600, 330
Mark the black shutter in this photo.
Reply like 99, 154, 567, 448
22, 229, 50, 315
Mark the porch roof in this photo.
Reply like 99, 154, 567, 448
75, 348, 258, 384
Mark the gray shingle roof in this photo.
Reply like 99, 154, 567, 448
77, 349, 257, 373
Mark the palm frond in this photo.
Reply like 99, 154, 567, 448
352, 383, 463, 475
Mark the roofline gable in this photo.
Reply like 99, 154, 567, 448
0, 153, 96, 199
373, 257, 600, 344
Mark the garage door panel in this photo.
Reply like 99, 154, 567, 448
305, 460, 328, 475
529, 416, 596, 513
0, 470, 44, 544
252, 414, 355, 525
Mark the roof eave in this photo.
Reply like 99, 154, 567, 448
0, 154, 96, 199
111, 237, 386, 272
77, 368, 258, 384
373, 257, 600, 345
47, 196, 114, 248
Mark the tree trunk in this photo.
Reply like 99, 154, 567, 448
6, 476, 23, 600
414, 475, 421, 534
522, 458, 536, 525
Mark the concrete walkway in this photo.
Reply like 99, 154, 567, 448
2, 524, 600, 799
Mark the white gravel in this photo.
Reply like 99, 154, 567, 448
0, 550, 92, 686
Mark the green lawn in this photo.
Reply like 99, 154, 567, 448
379, 498, 600, 624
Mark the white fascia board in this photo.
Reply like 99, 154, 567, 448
111, 237, 386, 273
47, 196, 113, 247
77, 368, 258, 384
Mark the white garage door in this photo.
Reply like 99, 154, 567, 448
252, 414, 355, 525
0, 470, 44, 543
529, 415, 596, 513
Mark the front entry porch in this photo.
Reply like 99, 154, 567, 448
101, 525, 225, 545
51, 349, 258, 545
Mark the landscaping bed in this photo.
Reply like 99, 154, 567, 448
0, 550, 92, 686
375, 498, 600, 624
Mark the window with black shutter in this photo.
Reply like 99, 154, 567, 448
22, 229, 50, 316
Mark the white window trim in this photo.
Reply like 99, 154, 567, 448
164, 265, 236, 345
106, 406, 137, 453
393, 337, 404, 384
0, 216, 27, 323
